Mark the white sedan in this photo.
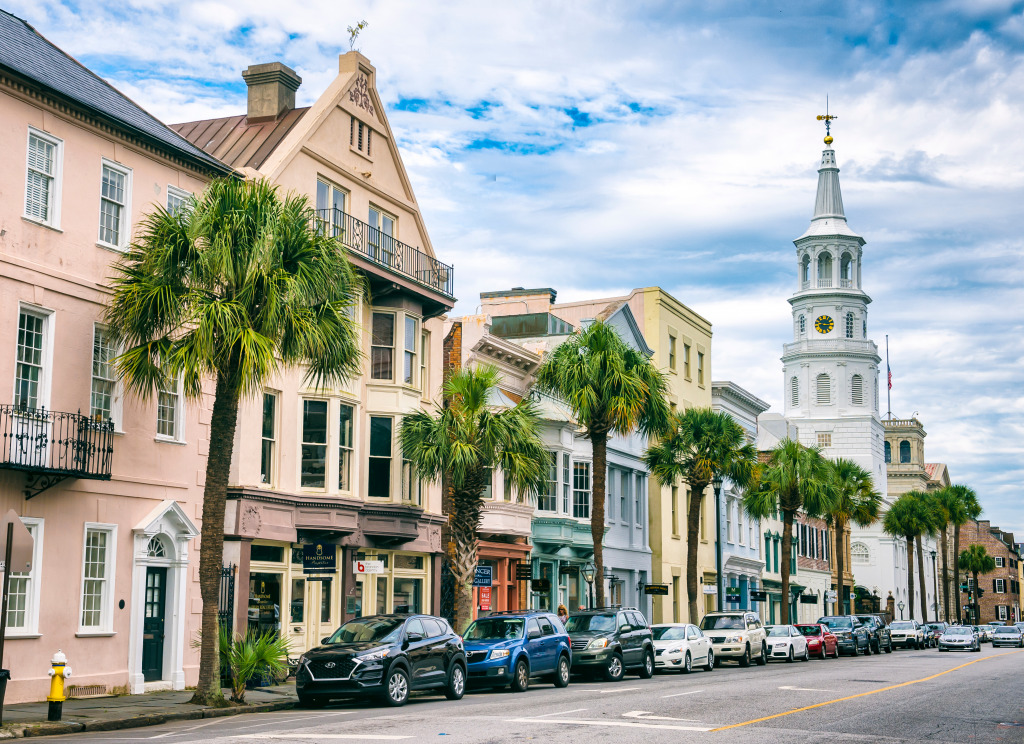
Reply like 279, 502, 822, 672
652, 623, 714, 673
765, 624, 810, 662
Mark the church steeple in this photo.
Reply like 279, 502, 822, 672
812, 147, 845, 221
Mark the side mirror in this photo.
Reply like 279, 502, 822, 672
528, 629, 542, 639
406, 631, 423, 643
321, 637, 331, 645
620, 624, 631, 633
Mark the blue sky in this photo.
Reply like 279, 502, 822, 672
13, 0, 1024, 537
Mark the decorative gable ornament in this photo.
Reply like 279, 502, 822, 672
349, 74, 375, 117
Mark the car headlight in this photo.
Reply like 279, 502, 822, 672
666, 644, 684, 654
360, 648, 390, 661
726, 634, 744, 643
490, 649, 511, 659
588, 638, 609, 650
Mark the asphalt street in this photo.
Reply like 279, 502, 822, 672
48, 644, 1024, 744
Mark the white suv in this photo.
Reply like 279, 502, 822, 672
698, 611, 768, 667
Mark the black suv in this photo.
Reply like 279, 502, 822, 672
817, 615, 871, 656
855, 614, 894, 654
296, 614, 467, 707
563, 607, 655, 681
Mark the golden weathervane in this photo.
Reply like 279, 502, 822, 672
816, 98, 837, 145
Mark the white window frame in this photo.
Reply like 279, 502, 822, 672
572, 460, 591, 520
403, 315, 419, 387
78, 523, 117, 635
817, 432, 832, 448
260, 391, 278, 486
338, 400, 355, 493
155, 373, 185, 443
13, 304, 54, 411
370, 311, 396, 381
367, 414, 395, 500
300, 398, 330, 491
24, 127, 63, 228
994, 556, 1005, 568
997, 605, 1008, 620
166, 185, 191, 215
90, 323, 122, 429
420, 330, 430, 400
97, 159, 132, 251
5, 517, 44, 637
995, 578, 1006, 593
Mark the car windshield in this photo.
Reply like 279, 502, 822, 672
796, 625, 821, 637
925, 624, 944, 631
464, 617, 525, 641
564, 614, 616, 633
699, 615, 744, 630
327, 617, 404, 644
945, 627, 971, 636
766, 626, 792, 637
994, 627, 1018, 634
652, 626, 688, 641
891, 622, 915, 630
820, 617, 852, 629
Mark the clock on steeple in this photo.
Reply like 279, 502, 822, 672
814, 315, 834, 334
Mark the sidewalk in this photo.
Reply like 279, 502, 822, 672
0, 683, 298, 738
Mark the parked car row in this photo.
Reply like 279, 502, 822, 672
292, 608, 1009, 708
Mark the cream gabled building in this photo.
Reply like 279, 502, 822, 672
172, 54, 454, 649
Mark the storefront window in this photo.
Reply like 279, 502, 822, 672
290, 578, 305, 623
348, 578, 363, 617
376, 576, 388, 614
249, 572, 281, 636
321, 580, 332, 623
251, 545, 284, 563
394, 577, 422, 614
568, 572, 580, 611
394, 554, 423, 570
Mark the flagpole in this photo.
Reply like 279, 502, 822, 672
885, 334, 891, 420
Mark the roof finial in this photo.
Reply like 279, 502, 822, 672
816, 96, 837, 146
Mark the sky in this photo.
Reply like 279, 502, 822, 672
11, 0, 1024, 537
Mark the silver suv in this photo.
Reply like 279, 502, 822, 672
698, 611, 768, 667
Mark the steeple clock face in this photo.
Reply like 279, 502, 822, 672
815, 315, 834, 334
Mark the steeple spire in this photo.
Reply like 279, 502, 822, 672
812, 146, 845, 220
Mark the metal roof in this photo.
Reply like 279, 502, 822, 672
170, 108, 309, 171
0, 9, 233, 176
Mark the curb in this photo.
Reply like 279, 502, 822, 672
2, 699, 296, 738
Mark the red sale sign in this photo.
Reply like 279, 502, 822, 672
479, 587, 491, 611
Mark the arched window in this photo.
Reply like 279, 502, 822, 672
816, 373, 830, 405
801, 255, 810, 286
862, 319, 867, 338
851, 542, 870, 565
817, 253, 833, 287
884, 441, 892, 463
147, 535, 167, 558
851, 374, 863, 405
799, 315, 806, 334
791, 376, 800, 407
899, 440, 911, 463
840, 252, 853, 286
846, 312, 855, 339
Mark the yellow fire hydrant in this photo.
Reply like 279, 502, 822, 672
46, 649, 71, 721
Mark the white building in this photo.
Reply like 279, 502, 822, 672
780, 132, 907, 606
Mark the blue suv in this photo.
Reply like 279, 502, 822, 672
463, 611, 572, 692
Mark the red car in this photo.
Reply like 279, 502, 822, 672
795, 623, 839, 659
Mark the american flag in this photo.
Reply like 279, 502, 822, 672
887, 363, 892, 390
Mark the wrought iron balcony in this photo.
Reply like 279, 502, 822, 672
0, 405, 114, 498
316, 208, 454, 299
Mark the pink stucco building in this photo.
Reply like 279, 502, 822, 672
0, 10, 232, 701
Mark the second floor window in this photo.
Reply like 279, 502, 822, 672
368, 206, 395, 264
15, 310, 47, 409
99, 161, 130, 249
995, 556, 1005, 568
668, 335, 676, 370
537, 451, 557, 511
368, 416, 393, 498
301, 400, 328, 488
562, 453, 570, 513
167, 185, 190, 214
25, 129, 61, 226
339, 403, 354, 491
90, 325, 117, 424
995, 578, 1006, 593
697, 352, 705, 384
683, 344, 691, 377
573, 461, 591, 519
404, 317, 418, 386
371, 312, 395, 380
261, 393, 277, 485
157, 374, 181, 440
316, 179, 347, 236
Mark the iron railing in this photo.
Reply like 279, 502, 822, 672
0, 405, 114, 480
219, 564, 236, 633
315, 208, 454, 298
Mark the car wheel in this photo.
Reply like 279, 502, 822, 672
885, 640, 893, 653
739, 643, 752, 667
854, 640, 863, 656
682, 651, 692, 674
638, 649, 655, 679
511, 658, 530, 692
802, 645, 810, 662
445, 663, 466, 700
554, 655, 571, 688
819, 644, 827, 660
787, 646, 795, 663
384, 668, 410, 707
705, 649, 715, 671
604, 653, 625, 682
757, 642, 768, 665
297, 693, 327, 709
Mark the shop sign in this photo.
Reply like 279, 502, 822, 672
559, 565, 579, 576
825, 590, 838, 603
303, 543, 337, 574
799, 594, 818, 604
532, 578, 552, 593
306, 576, 332, 582
750, 590, 768, 602
703, 585, 717, 594
353, 559, 385, 574
515, 564, 533, 581
726, 587, 741, 602
643, 584, 669, 596
479, 587, 492, 611
473, 565, 493, 587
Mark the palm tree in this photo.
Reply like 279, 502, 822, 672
105, 178, 362, 704
534, 321, 669, 607
743, 439, 834, 624
959, 544, 996, 624
929, 488, 955, 622
944, 484, 981, 623
882, 491, 935, 622
644, 408, 758, 623
400, 365, 546, 631
824, 459, 882, 615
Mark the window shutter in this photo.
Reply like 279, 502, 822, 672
851, 374, 863, 405
993, 579, 998, 592
791, 377, 800, 406
816, 374, 830, 405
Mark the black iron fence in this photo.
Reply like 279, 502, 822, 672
219, 564, 236, 634
315, 208, 454, 298
0, 405, 114, 480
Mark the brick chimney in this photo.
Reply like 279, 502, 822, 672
241, 62, 302, 120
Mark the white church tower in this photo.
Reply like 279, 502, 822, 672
781, 118, 906, 611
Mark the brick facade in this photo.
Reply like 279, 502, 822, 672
958, 519, 1022, 624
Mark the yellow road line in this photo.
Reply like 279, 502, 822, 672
710, 649, 1023, 732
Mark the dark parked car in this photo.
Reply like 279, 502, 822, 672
463, 611, 572, 691
563, 607, 655, 681
991, 625, 1024, 648
855, 614, 894, 653
817, 615, 871, 656
924, 622, 948, 645
296, 614, 467, 707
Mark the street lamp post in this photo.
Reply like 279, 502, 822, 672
582, 563, 596, 609
713, 474, 724, 613
897, 600, 905, 620
930, 549, 938, 622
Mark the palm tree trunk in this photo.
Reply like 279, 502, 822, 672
916, 535, 928, 621
906, 536, 916, 621
780, 509, 794, 624
835, 520, 846, 615
591, 430, 608, 608
971, 570, 980, 624
684, 481, 706, 623
940, 526, 950, 622
191, 371, 240, 705
451, 472, 487, 633
953, 524, 962, 623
